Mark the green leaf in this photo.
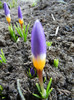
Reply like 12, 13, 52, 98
46, 42, 52, 47
0, 60, 2, 64
0, 85, 3, 91
23, 24, 26, 32
43, 77, 46, 83
1, 55, 5, 63
8, 0, 17, 9
23, 33, 27, 42
8, 25, 18, 42
14, 22, 30, 42
32, 93, 41, 99
1, 50, 6, 63
0, 49, 6, 63
26, 23, 30, 35
0, 1, 3, 9
36, 83, 41, 93
15, 23, 23, 37
32, 2, 37, 7
54, 59, 59, 68
27, 69, 33, 79
46, 88, 53, 97
46, 78, 52, 93
28, 72, 32, 78
23, 23, 30, 42
2, 97, 5, 99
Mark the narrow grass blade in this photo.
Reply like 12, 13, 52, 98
46, 78, 52, 93
36, 83, 41, 93
14, 23, 23, 37
1, 49, 6, 62
32, 93, 41, 99
8, 25, 18, 42
25, 23, 30, 35
0, 60, 2, 64
23, 24, 26, 33
0, 85, 3, 91
23, 33, 27, 42
46, 88, 53, 98
0, 49, 6, 63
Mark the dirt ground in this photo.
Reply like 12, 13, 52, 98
0, 0, 74, 100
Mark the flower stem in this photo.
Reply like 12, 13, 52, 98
8, 22, 10, 26
21, 24, 23, 29
37, 70, 44, 94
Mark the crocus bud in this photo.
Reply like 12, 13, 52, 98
18, 6, 23, 26
30, 68, 35, 76
4, 2, 11, 25
31, 20, 46, 71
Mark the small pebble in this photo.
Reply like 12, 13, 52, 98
57, 37, 61, 40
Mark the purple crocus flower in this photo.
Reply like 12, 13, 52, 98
4, 2, 11, 24
4, 2, 10, 16
30, 68, 35, 76
18, 6, 23, 26
18, 6, 23, 19
0, 57, 1, 60
31, 20, 46, 71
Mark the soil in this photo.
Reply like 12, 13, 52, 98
0, 0, 74, 100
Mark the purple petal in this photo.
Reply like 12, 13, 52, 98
30, 68, 35, 76
18, 6, 23, 19
31, 20, 46, 57
0, 57, 1, 60
4, 2, 10, 16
